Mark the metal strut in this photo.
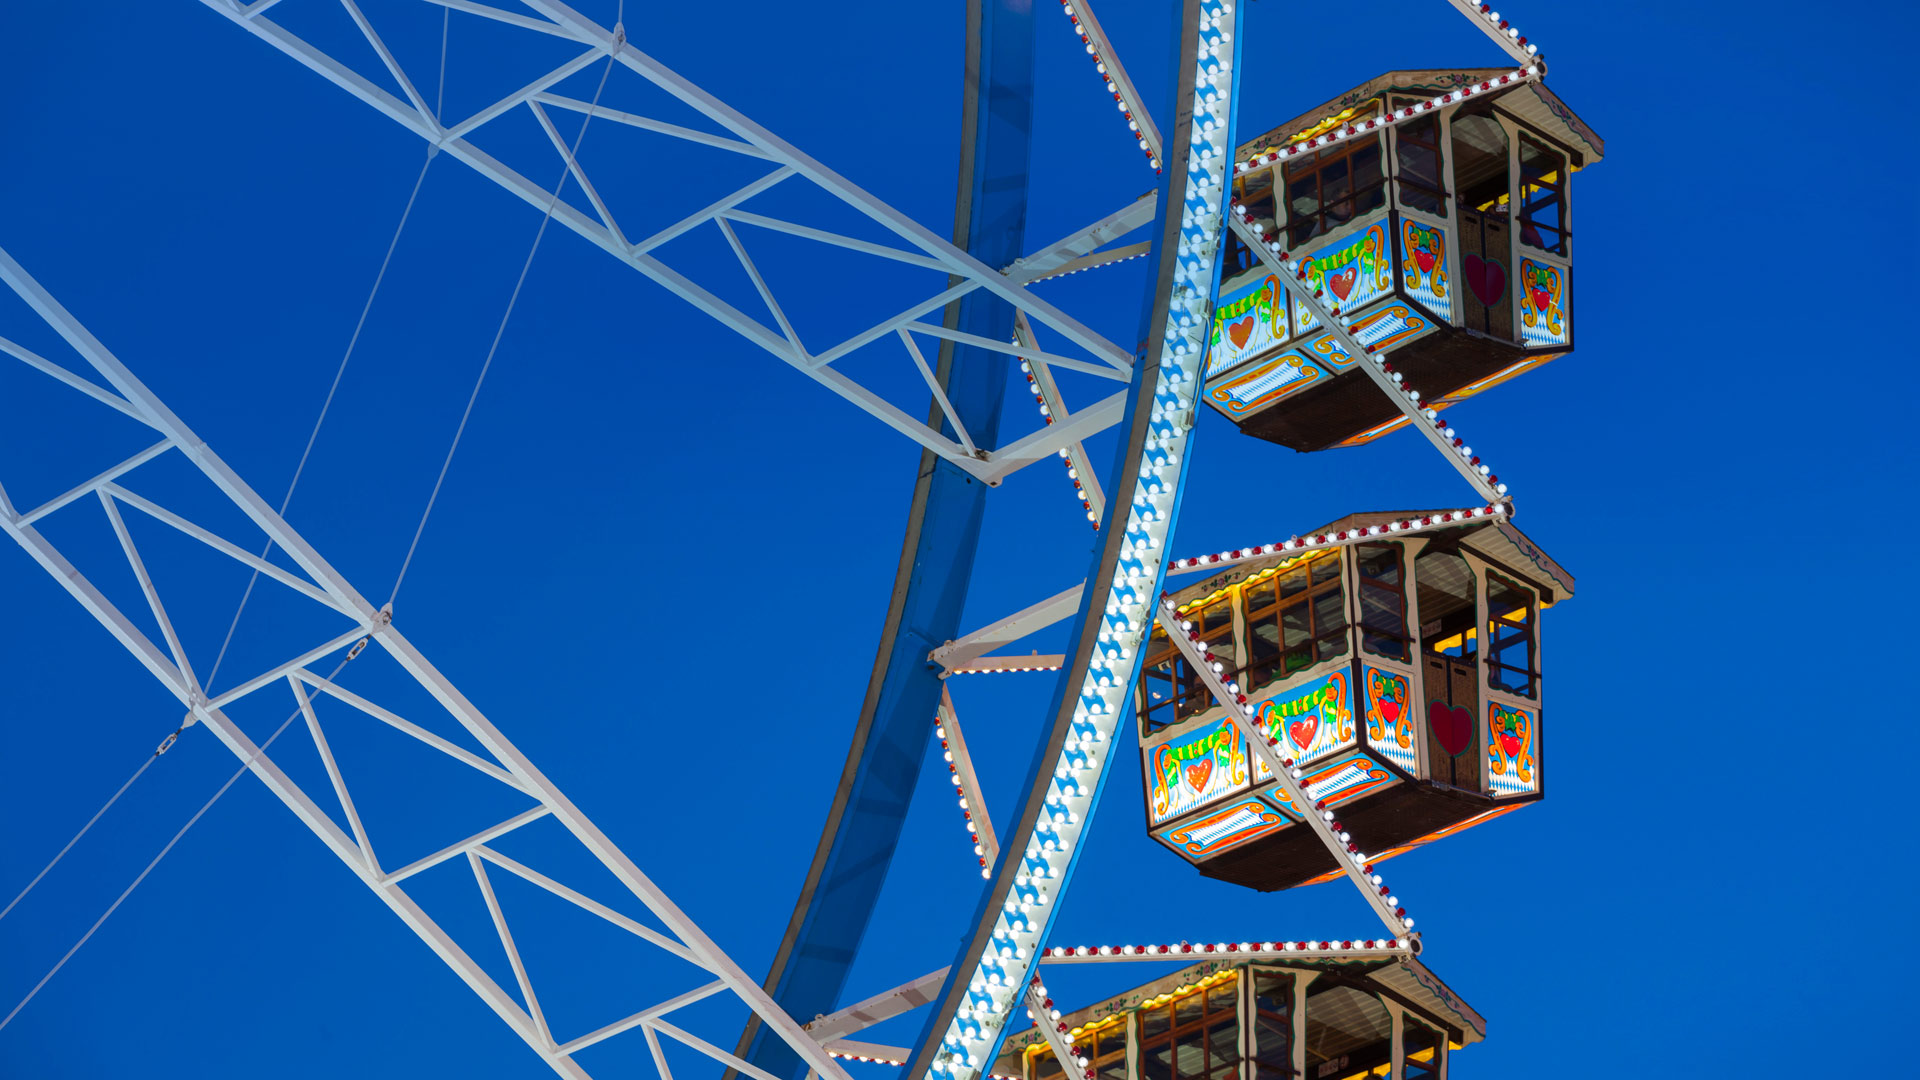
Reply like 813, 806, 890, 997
1227, 216, 1508, 503
1157, 597, 1416, 939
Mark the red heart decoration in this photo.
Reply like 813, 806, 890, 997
1530, 286, 1551, 311
1428, 701, 1472, 757
1498, 731, 1522, 757
1328, 266, 1357, 301
1378, 699, 1401, 724
1287, 714, 1319, 751
1414, 248, 1437, 274
1228, 315, 1255, 349
1462, 254, 1506, 308
1184, 759, 1214, 791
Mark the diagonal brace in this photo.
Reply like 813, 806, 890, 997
1158, 597, 1414, 938
1228, 216, 1503, 502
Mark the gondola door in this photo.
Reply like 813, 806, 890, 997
1456, 208, 1512, 340
1448, 112, 1513, 341
1422, 651, 1481, 791
1414, 546, 1482, 790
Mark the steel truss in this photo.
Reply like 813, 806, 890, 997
0, 247, 857, 1080
202, 0, 1146, 486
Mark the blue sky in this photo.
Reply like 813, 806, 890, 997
0, 1, 1912, 1077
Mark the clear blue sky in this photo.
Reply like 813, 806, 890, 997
0, 1, 1911, 1077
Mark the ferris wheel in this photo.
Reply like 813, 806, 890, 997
0, 2, 1590, 1078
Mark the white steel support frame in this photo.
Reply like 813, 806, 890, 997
937, 686, 999, 869
825, 1039, 918, 1064
0, 246, 857, 1080
201, 0, 1140, 486
1038, 940, 1412, 964
1227, 217, 1506, 504
1003, 194, 1157, 285
1053, 0, 1163, 169
1442, 0, 1543, 65
1158, 598, 1413, 939
806, 968, 953, 1045
1023, 980, 1085, 1080
1012, 313, 1105, 525
930, 585, 1085, 674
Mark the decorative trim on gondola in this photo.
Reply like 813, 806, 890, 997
1040, 938, 1413, 961
1169, 504, 1507, 574
1234, 64, 1542, 183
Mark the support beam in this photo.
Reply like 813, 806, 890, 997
929, 585, 1084, 673
975, 390, 1128, 485
805, 967, 951, 1043
15, 441, 172, 526
558, 981, 729, 1057
96, 490, 201, 700
937, 687, 996, 869
1052, 0, 1162, 167
205, 627, 367, 710
1012, 313, 1104, 526
530, 101, 625, 245
470, 851, 555, 1049
0, 334, 161, 431
1019, 242, 1151, 285
1441, 0, 1544, 66
825, 1039, 914, 1062
902, 330, 977, 459
913, 323, 1130, 382
1227, 216, 1505, 503
378, 807, 552, 886
1024, 980, 1083, 1080
103, 483, 350, 615
293, 675, 380, 874
1037, 939, 1413, 964
1004, 194, 1156, 284
946, 655, 1066, 676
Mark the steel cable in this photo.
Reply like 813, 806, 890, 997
386, 45, 618, 607
0, 19, 622, 1032
0, 8, 457, 1020
0, 654, 353, 1032
0, 153, 435, 938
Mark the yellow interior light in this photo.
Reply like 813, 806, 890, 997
1173, 551, 1325, 617
1428, 625, 1477, 653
